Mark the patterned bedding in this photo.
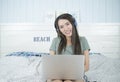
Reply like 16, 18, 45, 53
0, 52, 120, 82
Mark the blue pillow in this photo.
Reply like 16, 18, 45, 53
6, 51, 49, 57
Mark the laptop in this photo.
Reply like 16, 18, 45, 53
40, 55, 85, 80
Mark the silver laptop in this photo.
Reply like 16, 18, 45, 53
40, 55, 84, 80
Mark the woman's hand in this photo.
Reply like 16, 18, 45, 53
84, 50, 89, 72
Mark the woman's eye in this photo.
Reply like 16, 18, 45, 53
66, 23, 70, 26
60, 26, 63, 29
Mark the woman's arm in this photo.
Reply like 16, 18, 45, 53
84, 50, 89, 72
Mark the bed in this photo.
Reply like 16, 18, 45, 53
86, 53, 120, 82
0, 52, 120, 82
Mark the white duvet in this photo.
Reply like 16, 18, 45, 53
0, 56, 44, 82
0, 55, 120, 82
86, 55, 120, 82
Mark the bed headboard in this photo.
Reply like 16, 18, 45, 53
78, 24, 120, 58
0, 23, 120, 58
0, 23, 57, 56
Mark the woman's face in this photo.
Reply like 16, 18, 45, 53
58, 19, 73, 38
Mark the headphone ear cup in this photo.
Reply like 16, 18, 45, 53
74, 20, 77, 27
56, 28, 59, 32
72, 17, 77, 27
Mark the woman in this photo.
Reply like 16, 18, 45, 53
48, 13, 90, 82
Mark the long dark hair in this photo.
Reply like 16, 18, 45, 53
54, 13, 82, 54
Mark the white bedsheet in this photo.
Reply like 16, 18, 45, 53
0, 55, 120, 82
0, 56, 43, 82
86, 55, 120, 82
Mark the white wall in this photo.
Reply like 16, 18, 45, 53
0, 0, 120, 23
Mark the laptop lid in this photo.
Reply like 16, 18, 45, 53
40, 55, 84, 80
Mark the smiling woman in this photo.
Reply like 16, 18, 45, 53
48, 13, 90, 82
